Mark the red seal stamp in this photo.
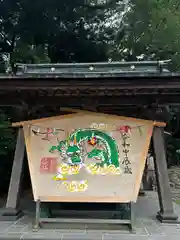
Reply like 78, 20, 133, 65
40, 157, 57, 173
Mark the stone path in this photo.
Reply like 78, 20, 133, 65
0, 192, 180, 239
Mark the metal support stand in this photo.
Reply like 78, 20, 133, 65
33, 200, 135, 233
33, 199, 41, 232
0, 128, 25, 221
152, 126, 178, 223
130, 202, 136, 233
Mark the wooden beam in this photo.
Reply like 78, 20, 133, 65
12, 121, 26, 128
1, 94, 180, 107
60, 107, 85, 113
0, 128, 25, 220
11, 113, 81, 128
154, 121, 166, 127
152, 126, 178, 222
61, 108, 166, 127
12, 108, 166, 128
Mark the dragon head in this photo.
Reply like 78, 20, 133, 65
66, 144, 81, 156
64, 142, 82, 165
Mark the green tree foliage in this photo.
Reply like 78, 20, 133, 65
111, 0, 180, 70
0, 111, 15, 155
163, 107, 180, 167
1, 0, 180, 184
0, 0, 124, 65
0, 110, 16, 194
11, 44, 50, 64
1, 0, 180, 68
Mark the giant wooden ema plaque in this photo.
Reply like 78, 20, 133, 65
23, 112, 154, 203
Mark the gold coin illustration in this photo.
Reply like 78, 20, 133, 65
107, 164, 116, 173
90, 164, 99, 174
69, 182, 77, 192
115, 167, 122, 175
78, 180, 88, 191
70, 165, 80, 175
100, 166, 108, 175
63, 181, 77, 192
60, 164, 70, 175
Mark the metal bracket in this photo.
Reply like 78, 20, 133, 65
33, 199, 41, 232
33, 200, 136, 233
130, 202, 136, 233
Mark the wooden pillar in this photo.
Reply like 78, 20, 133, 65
152, 126, 178, 223
0, 128, 25, 220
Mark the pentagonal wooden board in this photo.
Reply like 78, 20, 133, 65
23, 112, 153, 203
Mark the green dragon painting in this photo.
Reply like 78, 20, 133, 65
49, 128, 120, 168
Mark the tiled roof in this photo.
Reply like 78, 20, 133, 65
15, 61, 170, 77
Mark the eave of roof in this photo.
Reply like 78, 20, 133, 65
0, 60, 174, 79
0, 72, 180, 80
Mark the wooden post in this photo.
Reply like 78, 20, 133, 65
152, 126, 178, 223
0, 128, 24, 220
